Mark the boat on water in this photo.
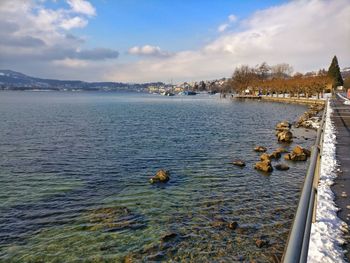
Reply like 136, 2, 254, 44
179, 90, 197, 96
161, 91, 175, 96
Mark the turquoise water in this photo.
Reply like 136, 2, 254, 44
0, 92, 315, 262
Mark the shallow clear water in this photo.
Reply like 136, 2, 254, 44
0, 91, 316, 262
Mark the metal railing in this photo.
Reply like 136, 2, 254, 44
282, 101, 328, 263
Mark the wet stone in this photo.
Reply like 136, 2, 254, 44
227, 221, 238, 230
232, 160, 246, 167
275, 164, 290, 171
150, 169, 170, 184
161, 232, 178, 242
255, 238, 269, 248
254, 146, 267, 152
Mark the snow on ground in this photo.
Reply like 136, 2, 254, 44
302, 117, 321, 129
308, 100, 348, 263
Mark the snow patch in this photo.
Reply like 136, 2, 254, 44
302, 117, 321, 129
308, 100, 348, 262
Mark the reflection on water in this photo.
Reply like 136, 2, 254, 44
0, 92, 316, 262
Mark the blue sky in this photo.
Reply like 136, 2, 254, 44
81, 0, 287, 51
50, 0, 288, 54
0, 0, 349, 82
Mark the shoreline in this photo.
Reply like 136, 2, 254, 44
233, 95, 326, 106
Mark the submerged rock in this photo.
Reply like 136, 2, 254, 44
284, 153, 307, 161
228, 221, 238, 230
255, 237, 269, 248
161, 232, 178, 242
254, 146, 267, 152
232, 160, 246, 167
86, 206, 145, 232
123, 254, 134, 263
254, 160, 273, 173
269, 151, 282, 159
275, 147, 289, 153
275, 164, 290, 171
150, 169, 170, 184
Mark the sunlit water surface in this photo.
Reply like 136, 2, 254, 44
0, 92, 316, 262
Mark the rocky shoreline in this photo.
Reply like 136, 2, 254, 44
232, 103, 324, 174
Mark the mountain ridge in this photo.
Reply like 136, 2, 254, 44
0, 69, 165, 91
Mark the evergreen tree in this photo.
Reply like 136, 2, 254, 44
327, 55, 344, 87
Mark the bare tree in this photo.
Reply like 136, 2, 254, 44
271, 63, 293, 79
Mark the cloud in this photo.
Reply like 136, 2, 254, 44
0, 35, 46, 47
53, 58, 88, 68
73, 48, 119, 60
218, 24, 229, 33
218, 14, 238, 32
1, 0, 349, 83
60, 16, 88, 30
228, 14, 237, 22
0, 0, 118, 77
107, 0, 350, 83
66, 0, 96, 16
128, 45, 171, 57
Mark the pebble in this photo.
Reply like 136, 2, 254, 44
341, 192, 347, 197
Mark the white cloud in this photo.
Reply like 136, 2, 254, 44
0, 0, 118, 76
228, 14, 237, 22
1, 0, 349, 83
218, 24, 229, 33
218, 13, 238, 32
66, 0, 96, 16
60, 16, 88, 30
128, 45, 171, 57
107, 0, 350, 83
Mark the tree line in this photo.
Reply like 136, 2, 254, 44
222, 56, 344, 98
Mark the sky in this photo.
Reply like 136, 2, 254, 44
0, 0, 349, 83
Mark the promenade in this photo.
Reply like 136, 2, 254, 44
331, 96, 350, 261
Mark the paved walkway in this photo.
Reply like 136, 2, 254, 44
331, 96, 350, 261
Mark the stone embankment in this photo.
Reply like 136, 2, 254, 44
260, 96, 326, 106
234, 95, 326, 106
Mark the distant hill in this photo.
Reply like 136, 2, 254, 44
0, 70, 165, 91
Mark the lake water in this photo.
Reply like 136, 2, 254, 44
0, 92, 316, 262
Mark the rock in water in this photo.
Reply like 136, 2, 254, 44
161, 232, 177, 242
232, 160, 246, 167
284, 145, 310, 161
277, 130, 293, 143
150, 169, 170, 184
275, 164, 290, 171
284, 153, 307, 161
228, 221, 238, 230
255, 238, 269, 248
292, 145, 304, 155
275, 121, 291, 131
254, 160, 273, 173
269, 151, 281, 159
275, 147, 289, 153
123, 255, 134, 263
260, 153, 271, 161
254, 146, 267, 152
